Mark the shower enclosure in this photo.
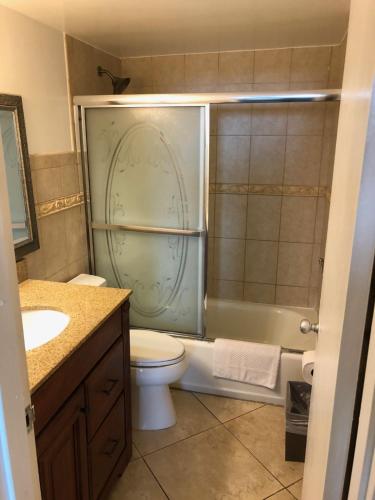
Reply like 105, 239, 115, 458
75, 90, 340, 344
75, 101, 209, 336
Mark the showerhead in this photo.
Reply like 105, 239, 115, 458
97, 66, 131, 94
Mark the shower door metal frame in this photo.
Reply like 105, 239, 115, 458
74, 101, 210, 339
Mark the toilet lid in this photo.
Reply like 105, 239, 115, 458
130, 329, 185, 367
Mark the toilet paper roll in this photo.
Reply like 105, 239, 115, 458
302, 350, 315, 384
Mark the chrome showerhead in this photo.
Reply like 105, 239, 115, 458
97, 66, 131, 94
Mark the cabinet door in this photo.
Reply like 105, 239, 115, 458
36, 387, 89, 500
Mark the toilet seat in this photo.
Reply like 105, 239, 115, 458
130, 329, 185, 368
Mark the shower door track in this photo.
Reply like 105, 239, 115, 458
91, 222, 204, 237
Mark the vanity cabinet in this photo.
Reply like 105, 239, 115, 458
32, 301, 131, 500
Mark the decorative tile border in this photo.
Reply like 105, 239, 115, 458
36, 192, 84, 219
211, 183, 330, 197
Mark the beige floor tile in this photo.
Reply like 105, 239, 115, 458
194, 392, 264, 422
225, 405, 304, 486
133, 390, 220, 455
288, 479, 303, 499
145, 426, 282, 500
267, 489, 295, 499
108, 459, 167, 500
131, 443, 141, 462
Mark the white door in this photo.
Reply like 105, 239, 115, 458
302, 0, 375, 497
0, 133, 40, 496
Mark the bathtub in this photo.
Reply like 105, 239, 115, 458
173, 299, 317, 405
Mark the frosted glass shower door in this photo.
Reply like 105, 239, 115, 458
83, 105, 208, 335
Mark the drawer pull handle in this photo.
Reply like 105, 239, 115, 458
101, 379, 118, 395
102, 438, 120, 457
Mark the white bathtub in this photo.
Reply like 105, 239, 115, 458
173, 299, 317, 405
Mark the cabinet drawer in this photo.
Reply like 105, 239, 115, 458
89, 394, 126, 500
86, 338, 124, 440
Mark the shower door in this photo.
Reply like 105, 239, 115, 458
79, 104, 209, 336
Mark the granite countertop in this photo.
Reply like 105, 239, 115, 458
20, 279, 132, 393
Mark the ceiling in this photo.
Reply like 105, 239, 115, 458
0, 0, 350, 57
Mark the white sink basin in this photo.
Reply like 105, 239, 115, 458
21, 309, 70, 351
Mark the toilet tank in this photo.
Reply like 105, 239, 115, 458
68, 273, 107, 287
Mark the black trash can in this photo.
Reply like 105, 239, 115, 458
285, 381, 311, 462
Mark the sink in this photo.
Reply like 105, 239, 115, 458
21, 309, 70, 351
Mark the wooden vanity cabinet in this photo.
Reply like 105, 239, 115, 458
32, 301, 131, 500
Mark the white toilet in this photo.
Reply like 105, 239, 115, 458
68, 274, 188, 431
130, 329, 187, 430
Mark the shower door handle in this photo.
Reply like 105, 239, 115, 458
300, 319, 319, 334
91, 222, 204, 237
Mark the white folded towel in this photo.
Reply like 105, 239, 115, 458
213, 338, 281, 389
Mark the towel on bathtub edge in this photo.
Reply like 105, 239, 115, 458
213, 338, 281, 390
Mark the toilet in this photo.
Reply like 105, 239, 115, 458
68, 274, 188, 431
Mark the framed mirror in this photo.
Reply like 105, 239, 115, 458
0, 94, 39, 259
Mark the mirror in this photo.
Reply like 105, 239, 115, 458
0, 94, 39, 259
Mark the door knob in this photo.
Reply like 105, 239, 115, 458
300, 319, 319, 334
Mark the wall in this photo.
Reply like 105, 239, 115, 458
11, 32, 122, 283
121, 41, 346, 307
65, 35, 121, 98
0, 5, 72, 154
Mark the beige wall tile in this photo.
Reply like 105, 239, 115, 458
217, 103, 251, 135
249, 135, 286, 184
121, 57, 153, 87
290, 47, 331, 83
39, 212, 68, 278
209, 135, 217, 183
218, 51, 254, 83
216, 136, 250, 183
61, 163, 80, 197
288, 81, 328, 90
25, 246, 47, 280
185, 53, 218, 86
284, 136, 322, 186
208, 194, 215, 236
151, 55, 185, 86
217, 83, 253, 92
251, 103, 288, 135
308, 287, 319, 308
245, 240, 278, 284
324, 102, 340, 136
319, 136, 335, 187
276, 286, 309, 307
66, 35, 121, 97
314, 197, 329, 244
254, 49, 291, 83
277, 242, 313, 287
244, 283, 276, 304
287, 102, 325, 135
214, 238, 245, 281
310, 243, 323, 288
213, 279, 244, 300
34, 167, 62, 203
68, 256, 89, 280
65, 206, 87, 265
215, 194, 247, 238
328, 38, 347, 88
280, 196, 317, 243
210, 104, 218, 135
247, 195, 281, 241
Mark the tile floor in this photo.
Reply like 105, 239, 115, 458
109, 390, 304, 500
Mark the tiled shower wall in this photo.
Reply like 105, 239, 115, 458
122, 40, 345, 308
